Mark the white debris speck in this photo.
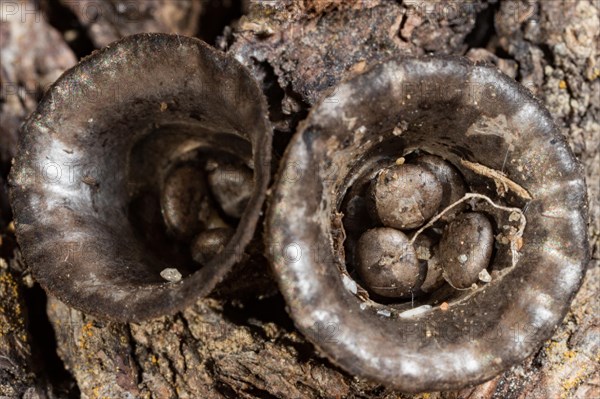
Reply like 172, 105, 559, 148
342, 274, 358, 294
377, 309, 392, 317
496, 233, 510, 245
458, 254, 468, 263
392, 126, 404, 136
160, 268, 182, 282
359, 302, 368, 310
479, 269, 492, 283
509, 211, 521, 222
399, 305, 432, 318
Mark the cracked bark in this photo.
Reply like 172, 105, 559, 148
1, 1, 598, 398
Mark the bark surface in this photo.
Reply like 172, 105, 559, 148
0, 1, 598, 398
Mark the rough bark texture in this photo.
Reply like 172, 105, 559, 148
0, 1, 598, 398
58, 0, 203, 48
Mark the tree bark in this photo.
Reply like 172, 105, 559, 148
1, 1, 598, 398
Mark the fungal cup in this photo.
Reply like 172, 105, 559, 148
267, 56, 589, 391
9, 34, 272, 322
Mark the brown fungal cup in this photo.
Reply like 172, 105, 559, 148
267, 56, 589, 391
9, 34, 272, 322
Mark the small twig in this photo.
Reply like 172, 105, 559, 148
501, 148, 510, 173
461, 159, 533, 200
410, 193, 527, 267
0, 355, 18, 369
